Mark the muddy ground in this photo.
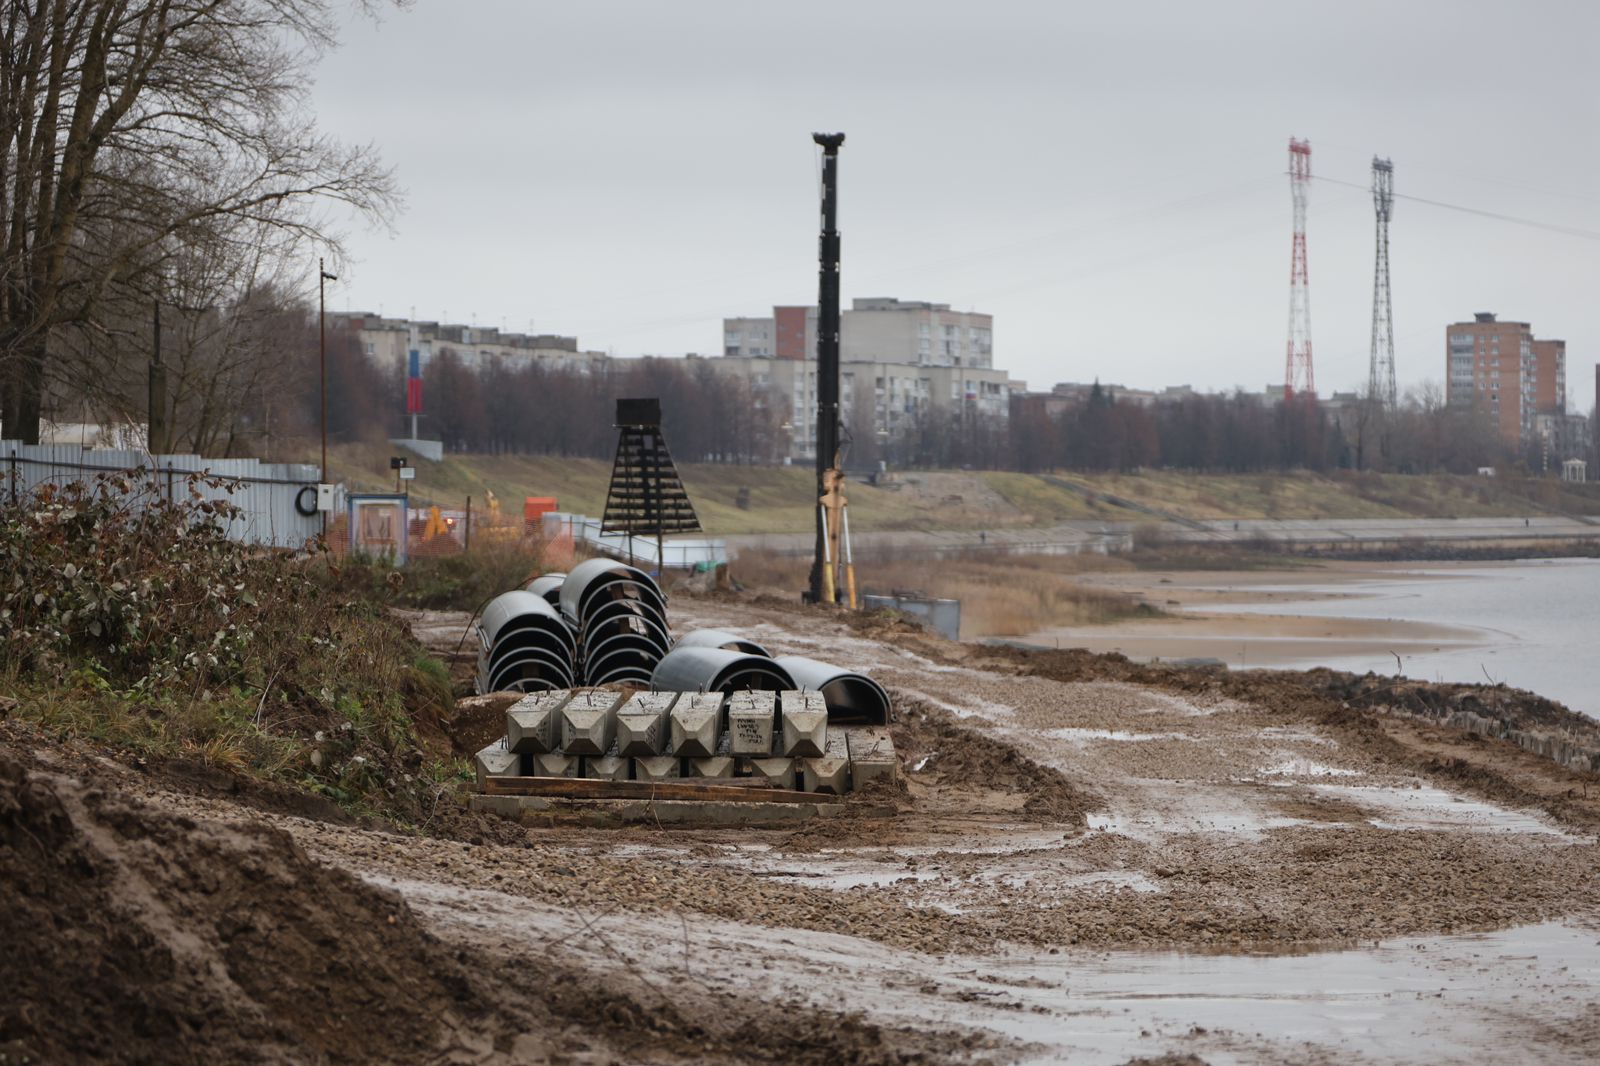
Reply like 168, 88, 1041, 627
4, 595, 1599, 1064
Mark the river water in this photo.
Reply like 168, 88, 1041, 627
1204, 558, 1600, 719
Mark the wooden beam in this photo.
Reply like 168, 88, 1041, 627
480, 776, 840, 805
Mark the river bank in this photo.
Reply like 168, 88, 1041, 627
1017, 559, 1600, 719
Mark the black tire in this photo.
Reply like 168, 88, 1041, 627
294, 485, 319, 517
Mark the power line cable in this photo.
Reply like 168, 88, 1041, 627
1313, 175, 1600, 242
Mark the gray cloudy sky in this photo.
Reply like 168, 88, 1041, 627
309, 0, 1600, 410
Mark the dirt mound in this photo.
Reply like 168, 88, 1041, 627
445, 691, 523, 756
0, 752, 464, 1064
892, 699, 1094, 823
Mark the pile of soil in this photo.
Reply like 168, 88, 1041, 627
0, 749, 988, 1063
892, 699, 1095, 823
0, 752, 465, 1063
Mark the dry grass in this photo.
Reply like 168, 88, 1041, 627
730, 547, 1154, 639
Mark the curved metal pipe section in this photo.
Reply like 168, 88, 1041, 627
486, 651, 577, 694
524, 572, 566, 607
476, 590, 578, 694
773, 655, 892, 725
674, 628, 771, 657
584, 641, 663, 688
481, 591, 572, 649
650, 646, 795, 695
581, 633, 669, 688
580, 602, 671, 652
560, 558, 666, 624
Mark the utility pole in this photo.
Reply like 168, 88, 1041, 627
319, 259, 337, 534
1284, 138, 1315, 400
1369, 156, 1396, 409
148, 300, 167, 454
809, 132, 845, 605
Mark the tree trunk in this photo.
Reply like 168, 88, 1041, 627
2, 335, 48, 443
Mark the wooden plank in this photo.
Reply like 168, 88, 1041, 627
481, 776, 839, 805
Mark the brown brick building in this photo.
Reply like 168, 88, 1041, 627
1445, 312, 1566, 443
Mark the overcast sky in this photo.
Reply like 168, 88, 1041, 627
309, 0, 1600, 410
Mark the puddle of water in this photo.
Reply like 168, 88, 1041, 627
1307, 783, 1576, 837
1046, 727, 1195, 743
1087, 808, 1309, 839
1257, 757, 1362, 778
382, 873, 1600, 1066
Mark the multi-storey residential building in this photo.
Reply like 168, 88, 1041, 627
1446, 313, 1566, 442
331, 314, 609, 377
712, 297, 1013, 461
723, 298, 993, 369
700, 354, 1020, 462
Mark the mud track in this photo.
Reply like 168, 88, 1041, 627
4, 595, 1599, 1063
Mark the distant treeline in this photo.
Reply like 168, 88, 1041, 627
327, 334, 1579, 476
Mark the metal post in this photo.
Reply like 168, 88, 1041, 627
318, 259, 337, 536
148, 300, 167, 454
809, 132, 844, 604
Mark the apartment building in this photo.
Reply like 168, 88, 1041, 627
715, 297, 1011, 460
723, 298, 993, 369
701, 354, 1020, 462
1445, 312, 1566, 442
330, 313, 609, 377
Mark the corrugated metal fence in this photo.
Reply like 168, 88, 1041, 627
1, 441, 324, 550
542, 512, 728, 569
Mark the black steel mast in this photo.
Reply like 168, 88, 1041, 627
809, 132, 844, 604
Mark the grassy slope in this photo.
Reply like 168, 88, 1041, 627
328, 443, 1600, 535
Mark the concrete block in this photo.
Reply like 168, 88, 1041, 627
530, 751, 581, 778
743, 756, 797, 790
728, 690, 776, 756
616, 691, 676, 756
586, 755, 630, 781
561, 689, 623, 755
474, 739, 521, 792
803, 729, 850, 795
845, 727, 898, 788
669, 691, 723, 757
506, 690, 571, 754
634, 755, 681, 781
779, 690, 828, 757
687, 755, 735, 779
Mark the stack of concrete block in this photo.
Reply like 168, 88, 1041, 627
473, 687, 898, 796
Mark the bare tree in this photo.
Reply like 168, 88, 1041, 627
0, 0, 399, 444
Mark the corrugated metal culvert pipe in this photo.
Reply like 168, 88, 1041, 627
650, 645, 796, 694
773, 655, 892, 724
476, 591, 578, 693
559, 558, 672, 685
673, 628, 772, 657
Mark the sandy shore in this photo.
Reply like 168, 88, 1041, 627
1012, 562, 1490, 666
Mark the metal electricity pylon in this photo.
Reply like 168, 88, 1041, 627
1368, 156, 1396, 408
1284, 138, 1315, 400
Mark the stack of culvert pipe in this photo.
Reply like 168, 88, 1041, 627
560, 558, 672, 686
475, 590, 578, 694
